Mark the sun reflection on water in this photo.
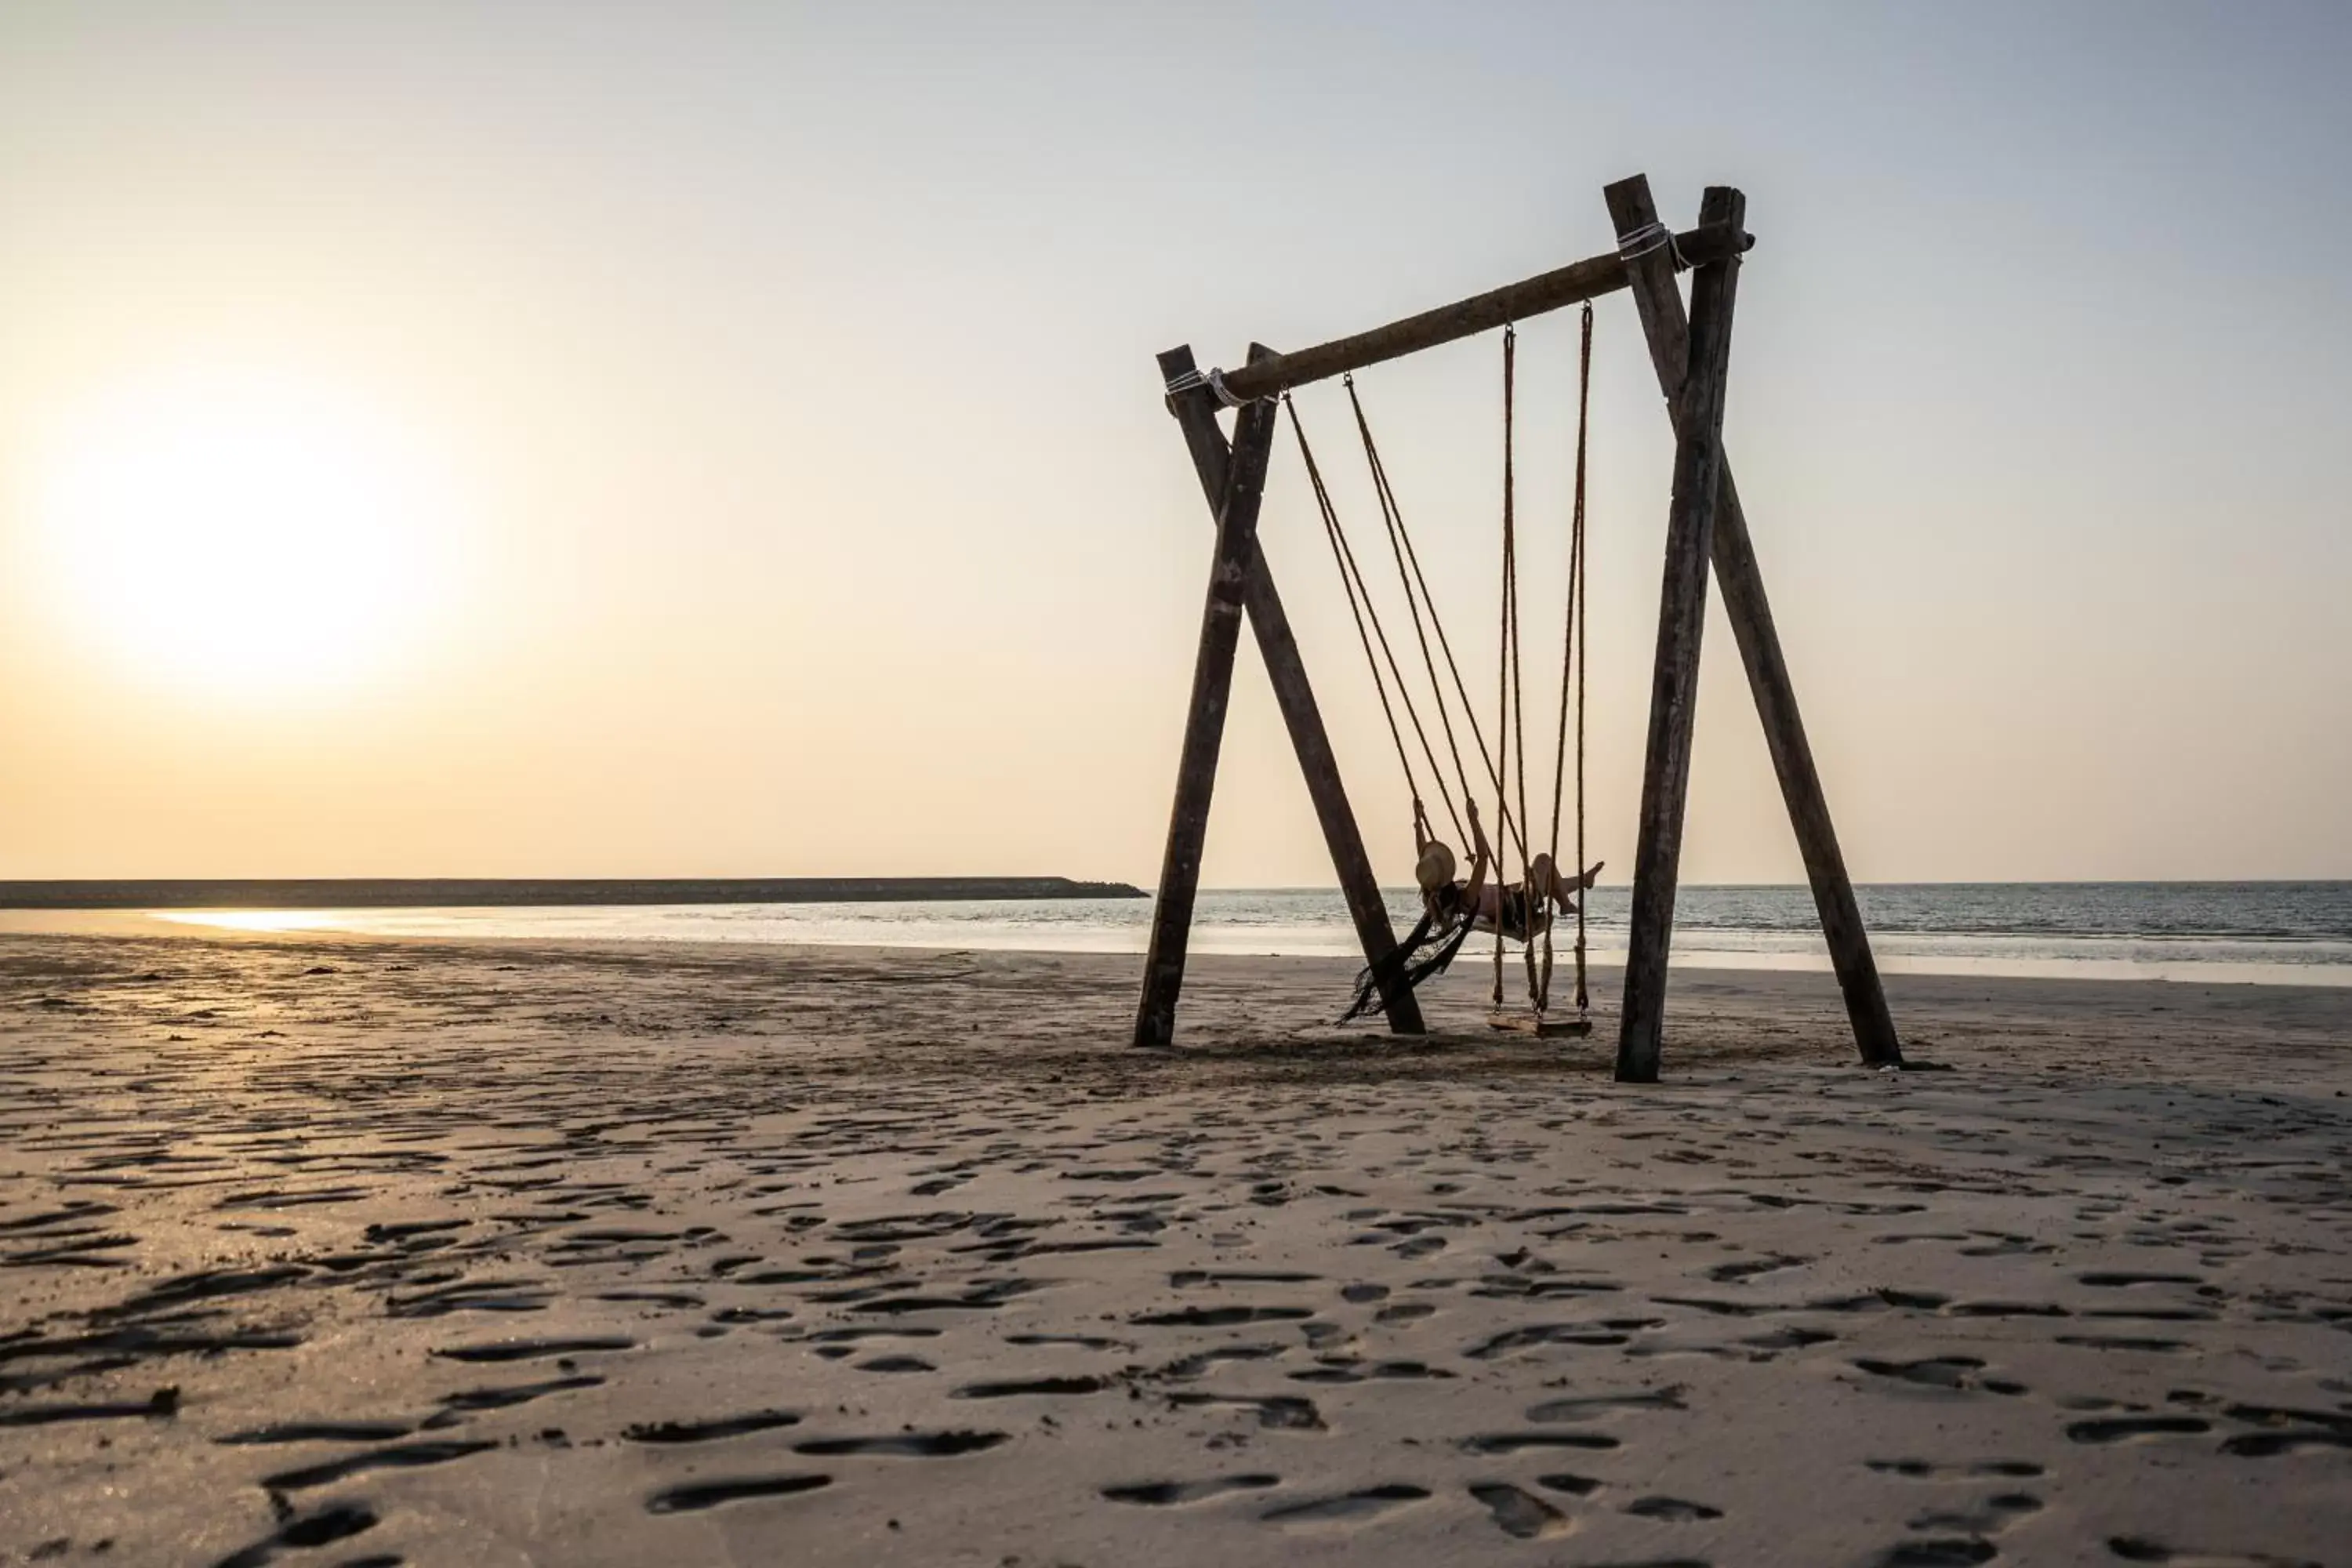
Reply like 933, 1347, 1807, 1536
155, 909, 356, 933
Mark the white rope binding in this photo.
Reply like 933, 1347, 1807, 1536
1163, 365, 1250, 408
1614, 220, 1690, 273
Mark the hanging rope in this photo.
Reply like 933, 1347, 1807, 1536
1283, 394, 1465, 848
1492, 327, 1520, 1007
1345, 378, 1529, 870
1538, 300, 1595, 1016
1572, 305, 1591, 1014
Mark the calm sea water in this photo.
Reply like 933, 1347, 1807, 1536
161, 882, 2352, 987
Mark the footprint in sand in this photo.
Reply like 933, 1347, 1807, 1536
1004, 1332, 1128, 1350
1467, 1323, 1641, 1359
793, 1430, 1007, 1457
953, 1376, 1108, 1399
1469, 1482, 1570, 1539
644, 1474, 832, 1514
1871, 1540, 1998, 1566
2063, 1416, 2211, 1445
1854, 1356, 2027, 1396
1627, 1495, 1724, 1521
2107, 1538, 2325, 1566
215, 1421, 413, 1445
621, 1410, 801, 1443
1260, 1483, 1430, 1526
430, 1335, 635, 1363
1290, 1359, 1454, 1385
1131, 1305, 1314, 1327
423, 1374, 604, 1426
211, 1503, 381, 1568
1704, 1254, 1811, 1283
1527, 1388, 1686, 1421
1867, 1460, 2044, 1479
1167, 1393, 1325, 1431
259, 1439, 497, 1494
2057, 1334, 2190, 1353
1101, 1475, 1280, 1506
1460, 1432, 1621, 1454
1908, 1495, 2045, 1533
2213, 1403, 2352, 1457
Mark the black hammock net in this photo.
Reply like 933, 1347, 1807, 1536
1340, 905, 1475, 1024
1342, 885, 1556, 1024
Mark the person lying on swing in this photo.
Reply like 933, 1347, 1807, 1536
1341, 804, 1601, 1023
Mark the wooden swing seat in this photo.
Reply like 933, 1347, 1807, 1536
1487, 1011, 1593, 1039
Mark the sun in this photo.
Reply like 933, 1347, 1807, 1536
31, 366, 458, 699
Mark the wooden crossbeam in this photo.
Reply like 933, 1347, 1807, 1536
1605, 175, 1904, 1072
1216, 220, 1750, 403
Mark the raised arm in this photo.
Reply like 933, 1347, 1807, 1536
1461, 801, 1493, 907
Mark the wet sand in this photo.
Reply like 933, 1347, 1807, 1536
2, 930, 2347, 1566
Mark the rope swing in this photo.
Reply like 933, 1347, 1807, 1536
1294, 308, 1599, 1031
1489, 312, 1596, 1026
1542, 302, 1595, 1018
1494, 324, 1529, 1011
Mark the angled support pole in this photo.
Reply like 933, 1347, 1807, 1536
1617, 185, 1747, 1083
1135, 348, 1425, 1047
1146, 347, 1425, 1040
1605, 173, 1903, 1073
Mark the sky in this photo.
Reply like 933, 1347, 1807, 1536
2, 1, 2349, 887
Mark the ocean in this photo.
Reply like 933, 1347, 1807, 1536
158, 881, 2352, 988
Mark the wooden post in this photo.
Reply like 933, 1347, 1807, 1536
1604, 175, 1904, 1069
1134, 358, 1284, 1048
1156, 346, 1426, 1035
1617, 186, 1746, 1083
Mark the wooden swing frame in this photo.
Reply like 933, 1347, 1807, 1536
1134, 174, 1904, 1081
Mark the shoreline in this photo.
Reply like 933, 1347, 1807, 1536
0, 875, 1147, 910
5, 905, 2350, 993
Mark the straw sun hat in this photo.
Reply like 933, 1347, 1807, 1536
1414, 840, 1457, 895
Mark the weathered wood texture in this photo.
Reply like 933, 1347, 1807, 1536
1617, 187, 1747, 1083
1134, 354, 1283, 1048
1216, 221, 1751, 403
1604, 175, 1904, 1071
1152, 346, 1425, 1036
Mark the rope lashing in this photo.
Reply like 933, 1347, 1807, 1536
1162, 365, 1251, 409
1613, 220, 1689, 273
1283, 394, 1465, 847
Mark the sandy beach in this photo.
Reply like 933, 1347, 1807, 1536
2, 927, 2347, 1567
